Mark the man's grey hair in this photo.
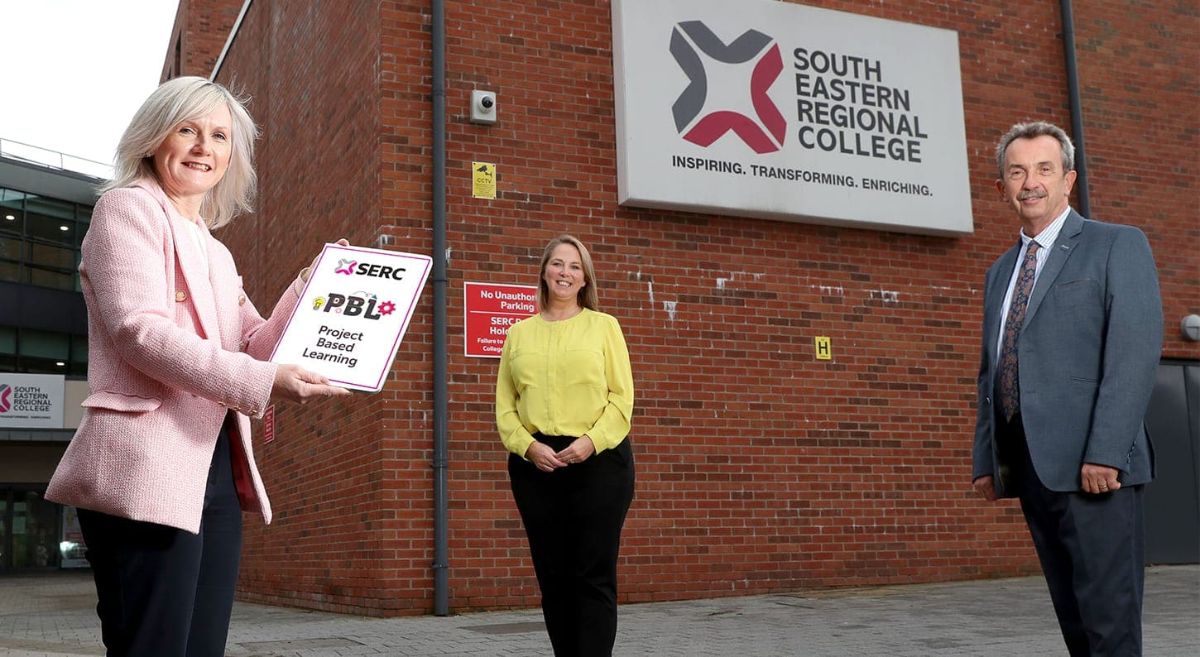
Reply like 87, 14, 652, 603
995, 121, 1075, 178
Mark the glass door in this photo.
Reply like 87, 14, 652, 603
0, 495, 8, 570
0, 488, 60, 571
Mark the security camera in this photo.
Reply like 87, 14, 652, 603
471, 90, 497, 124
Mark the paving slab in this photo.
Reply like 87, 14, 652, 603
1, 565, 1196, 656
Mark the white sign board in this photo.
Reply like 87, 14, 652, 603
0, 373, 65, 429
271, 244, 431, 392
612, 0, 973, 235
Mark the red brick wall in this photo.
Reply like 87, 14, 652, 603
206, 1, 411, 614
1073, 1, 1199, 356
174, 0, 1198, 615
162, 0, 245, 82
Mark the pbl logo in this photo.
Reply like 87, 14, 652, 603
0, 384, 10, 413
669, 21, 786, 154
311, 293, 395, 320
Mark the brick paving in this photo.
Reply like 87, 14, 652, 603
1, 565, 1196, 656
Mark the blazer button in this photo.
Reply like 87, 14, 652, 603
238, 294, 247, 306
175, 291, 187, 302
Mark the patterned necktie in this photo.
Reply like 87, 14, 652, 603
998, 241, 1040, 422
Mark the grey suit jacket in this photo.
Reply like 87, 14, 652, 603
972, 210, 1162, 496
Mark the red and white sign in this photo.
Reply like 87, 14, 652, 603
464, 282, 537, 358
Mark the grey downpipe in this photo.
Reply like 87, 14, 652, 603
1059, 0, 1091, 217
431, 0, 450, 617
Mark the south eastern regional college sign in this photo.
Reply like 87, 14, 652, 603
0, 373, 65, 429
612, 0, 973, 235
464, 282, 537, 358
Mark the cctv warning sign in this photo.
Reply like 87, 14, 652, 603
472, 162, 496, 199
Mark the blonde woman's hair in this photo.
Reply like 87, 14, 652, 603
102, 76, 258, 229
537, 234, 600, 311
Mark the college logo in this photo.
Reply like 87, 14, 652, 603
334, 259, 408, 280
669, 21, 786, 154
0, 385, 10, 413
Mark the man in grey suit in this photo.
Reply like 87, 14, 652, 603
972, 121, 1162, 656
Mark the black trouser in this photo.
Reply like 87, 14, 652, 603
78, 424, 244, 657
509, 435, 636, 657
998, 413, 1144, 657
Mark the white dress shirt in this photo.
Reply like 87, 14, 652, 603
176, 215, 209, 277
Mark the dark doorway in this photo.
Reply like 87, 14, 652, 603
0, 486, 61, 572
1144, 360, 1200, 564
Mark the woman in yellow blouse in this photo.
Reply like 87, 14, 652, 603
496, 235, 635, 657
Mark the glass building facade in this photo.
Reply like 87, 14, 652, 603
0, 185, 91, 376
0, 152, 100, 573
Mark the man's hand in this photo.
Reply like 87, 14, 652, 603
272, 364, 351, 403
1081, 463, 1121, 494
972, 475, 997, 502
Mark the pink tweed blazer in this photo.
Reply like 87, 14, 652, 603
46, 179, 302, 534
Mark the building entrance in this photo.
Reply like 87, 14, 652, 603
1144, 360, 1200, 564
0, 486, 60, 571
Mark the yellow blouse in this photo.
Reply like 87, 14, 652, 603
496, 308, 634, 458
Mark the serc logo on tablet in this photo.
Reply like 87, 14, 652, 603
669, 21, 786, 154
334, 259, 407, 280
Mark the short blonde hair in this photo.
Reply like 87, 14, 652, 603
102, 76, 258, 229
537, 235, 600, 311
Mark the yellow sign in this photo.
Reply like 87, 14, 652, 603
472, 161, 496, 199
814, 336, 832, 360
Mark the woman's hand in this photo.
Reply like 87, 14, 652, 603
555, 436, 596, 466
300, 238, 350, 283
272, 363, 351, 403
525, 441, 568, 472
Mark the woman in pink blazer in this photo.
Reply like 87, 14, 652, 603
46, 77, 348, 657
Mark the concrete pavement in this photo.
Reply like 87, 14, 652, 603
1, 565, 1197, 656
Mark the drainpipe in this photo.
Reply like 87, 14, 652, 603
431, 0, 450, 617
1059, 0, 1091, 217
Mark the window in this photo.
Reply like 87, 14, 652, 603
0, 186, 92, 291
25, 196, 75, 244
0, 260, 17, 284
0, 488, 62, 571
70, 335, 88, 377
0, 188, 26, 235
0, 326, 14, 372
0, 189, 26, 284
0, 327, 85, 375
